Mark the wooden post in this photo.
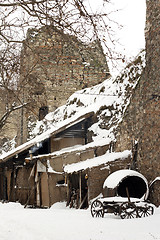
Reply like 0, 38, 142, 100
66, 175, 70, 206
36, 174, 41, 207
3, 167, 7, 201
7, 171, 11, 201
13, 167, 16, 202
126, 187, 131, 202
35, 163, 40, 207
47, 165, 51, 208
87, 171, 89, 204
79, 171, 82, 206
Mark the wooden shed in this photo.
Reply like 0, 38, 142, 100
0, 112, 93, 207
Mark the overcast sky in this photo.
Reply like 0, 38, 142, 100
110, 0, 146, 55
88, 0, 146, 74
1, 0, 146, 76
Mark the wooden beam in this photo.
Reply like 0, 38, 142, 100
79, 171, 82, 206
79, 193, 87, 209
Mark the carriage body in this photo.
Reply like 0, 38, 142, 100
91, 170, 154, 219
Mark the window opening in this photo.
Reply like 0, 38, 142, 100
39, 106, 48, 120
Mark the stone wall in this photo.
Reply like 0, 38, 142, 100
149, 179, 160, 207
18, 26, 109, 144
0, 26, 110, 147
88, 156, 131, 201
140, 0, 160, 179
115, 0, 160, 205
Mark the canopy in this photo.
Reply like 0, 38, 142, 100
103, 169, 149, 200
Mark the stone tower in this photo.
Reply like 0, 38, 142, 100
17, 26, 110, 144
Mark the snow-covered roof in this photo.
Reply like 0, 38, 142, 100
0, 51, 145, 164
28, 50, 145, 145
25, 139, 112, 162
0, 112, 93, 162
103, 169, 148, 189
103, 169, 149, 200
64, 150, 131, 173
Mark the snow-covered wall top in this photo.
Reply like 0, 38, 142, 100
64, 150, 131, 173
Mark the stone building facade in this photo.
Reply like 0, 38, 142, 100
115, 0, 160, 205
0, 26, 109, 148
18, 26, 110, 144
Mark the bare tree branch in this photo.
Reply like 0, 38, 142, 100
0, 102, 28, 129
0, 0, 123, 135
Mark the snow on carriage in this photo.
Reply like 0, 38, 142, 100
91, 169, 154, 219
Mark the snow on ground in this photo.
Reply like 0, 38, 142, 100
0, 202, 159, 240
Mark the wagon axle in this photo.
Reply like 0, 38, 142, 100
91, 199, 154, 219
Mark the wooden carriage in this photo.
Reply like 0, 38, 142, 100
91, 170, 154, 219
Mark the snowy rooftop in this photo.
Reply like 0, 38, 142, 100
28, 50, 145, 143
0, 112, 93, 162
64, 150, 131, 173
103, 169, 148, 189
0, 50, 145, 162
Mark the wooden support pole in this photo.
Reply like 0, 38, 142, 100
66, 175, 70, 206
79, 193, 87, 209
13, 167, 16, 202
3, 168, 7, 201
7, 171, 11, 201
35, 163, 40, 207
36, 174, 41, 207
79, 171, 82, 206
126, 187, 131, 202
47, 172, 51, 208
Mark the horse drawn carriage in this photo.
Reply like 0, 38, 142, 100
91, 170, 154, 219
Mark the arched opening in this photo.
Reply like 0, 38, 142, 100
117, 176, 147, 198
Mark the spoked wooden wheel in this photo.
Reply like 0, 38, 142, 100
91, 200, 104, 218
119, 202, 138, 219
137, 205, 154, 218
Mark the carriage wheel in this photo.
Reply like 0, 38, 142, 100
119, 202, 138, 219
137, 205, 154, 218
114, 211, 118, 216
91, 200, 104, 218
